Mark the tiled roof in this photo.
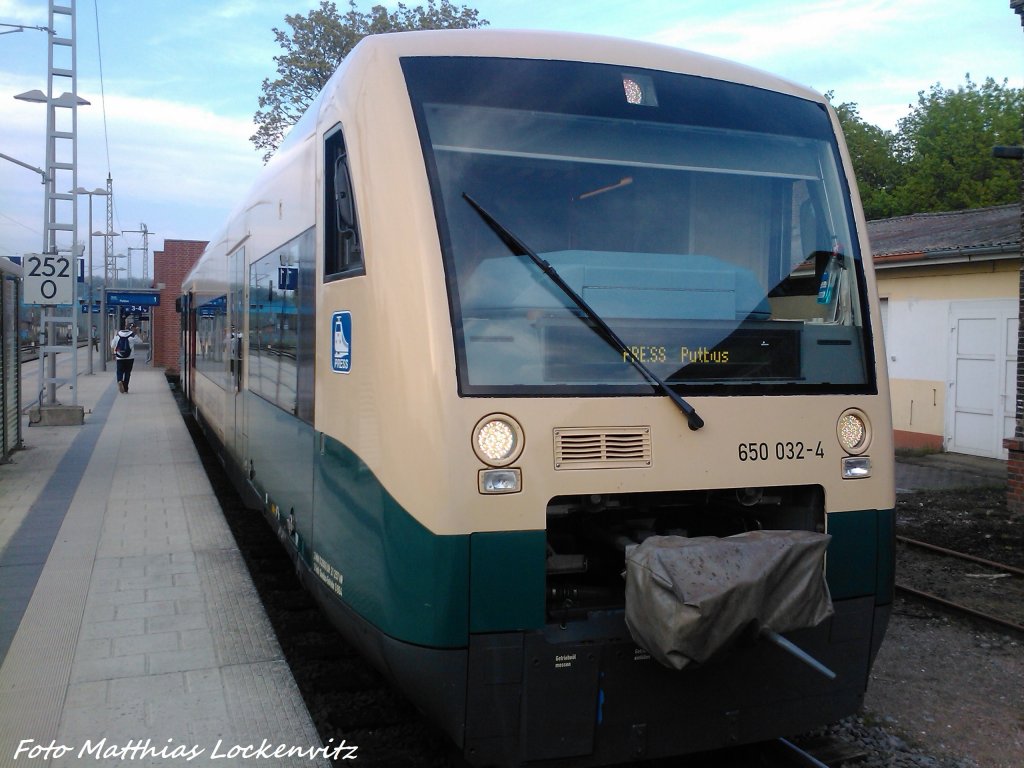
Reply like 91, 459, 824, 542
866, 204, 1020, 257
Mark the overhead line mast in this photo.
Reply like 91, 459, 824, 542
31, 0, 84, 409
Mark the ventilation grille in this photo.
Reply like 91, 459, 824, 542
553, 427, 652, 470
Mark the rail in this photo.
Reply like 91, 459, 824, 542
895, 535, 1024, 635
19, 340, 89, 362
896, 535, 1024, 577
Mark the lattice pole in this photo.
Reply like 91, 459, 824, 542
37, 0, 82, 406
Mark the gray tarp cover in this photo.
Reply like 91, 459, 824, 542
624, 530, 833, 670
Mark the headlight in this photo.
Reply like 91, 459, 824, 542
837, 409, 870, 455
479, 468, 522, 494
842, 456, 872, 479
472, 414, 524, 467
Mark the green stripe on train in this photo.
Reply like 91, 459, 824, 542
470, 530, 546, 632
826, 508, 895, 604
284, 427, 895, 644
314, 434, 545, 647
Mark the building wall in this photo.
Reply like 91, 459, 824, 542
876, 259, 1018, 454
152, 240, 207, 375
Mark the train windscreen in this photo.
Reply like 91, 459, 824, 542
402, 56, 875, 397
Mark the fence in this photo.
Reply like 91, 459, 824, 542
1, 259, 23, 461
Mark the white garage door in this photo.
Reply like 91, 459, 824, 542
947, 300, 1018, 458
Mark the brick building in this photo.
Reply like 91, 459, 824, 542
151, 239, 206, 375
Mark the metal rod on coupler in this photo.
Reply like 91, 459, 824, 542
762, 628, 837, 680
776, 737, 832, 768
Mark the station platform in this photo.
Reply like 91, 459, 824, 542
0, 352, 328, 767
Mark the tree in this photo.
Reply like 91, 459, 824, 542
832, 98, 903, 220
892, 76, 1023, 214
831, 77, 1023, 219
251, 0, 487, 161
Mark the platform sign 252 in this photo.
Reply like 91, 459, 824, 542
23, 253, 73, 305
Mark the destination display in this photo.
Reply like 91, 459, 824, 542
543, 321, 802, 382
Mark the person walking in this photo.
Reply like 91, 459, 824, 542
111, 322, 143, 393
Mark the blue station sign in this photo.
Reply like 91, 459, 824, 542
278, 266, 298, 291
106, 291, 160, 306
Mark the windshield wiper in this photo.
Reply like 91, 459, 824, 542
463, 193, 704, 431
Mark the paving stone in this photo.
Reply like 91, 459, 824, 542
70, 653, 147, 683
80, 618, 146, 640
0, 364, 323, 768
115, 600, 177, 621
112, 631, 180, 657
146, 646, 218, 676
145, 611, 208, 634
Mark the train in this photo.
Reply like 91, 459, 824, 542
180, 29, 895, 766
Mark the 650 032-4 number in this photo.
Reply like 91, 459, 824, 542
737, 441, 824, 462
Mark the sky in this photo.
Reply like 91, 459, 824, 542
0, 0, 1021, 276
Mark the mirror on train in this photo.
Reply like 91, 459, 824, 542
799, 199, 830, 284
799, 195, 846, 295
334, 155, 356, 239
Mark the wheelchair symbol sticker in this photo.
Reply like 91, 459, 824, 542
331, 311, 352, 374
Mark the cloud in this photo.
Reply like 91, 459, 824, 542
0, 68, 263, 258
645, 0, 1020, 130
207, 1, 269, 21
0, 0, 44, 25
80, 94, 263, 241
650, 0, 929, 62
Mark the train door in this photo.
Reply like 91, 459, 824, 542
228, 246, 248, 464
182, 292, 195, 403
188, 293, 197, 402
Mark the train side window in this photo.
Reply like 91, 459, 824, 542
324, 127, 363, 280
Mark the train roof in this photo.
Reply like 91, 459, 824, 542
355, 29, 819, 98
187, 29, 829, 284
272, 29, 825, 155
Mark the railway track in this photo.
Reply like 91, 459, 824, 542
665, 736, 860, 767
895, 534, 1024, 635
772, 738, 843, 767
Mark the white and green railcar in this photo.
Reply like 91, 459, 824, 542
182, 29, 895, 766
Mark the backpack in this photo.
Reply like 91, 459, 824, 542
114, 333, 133, 359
